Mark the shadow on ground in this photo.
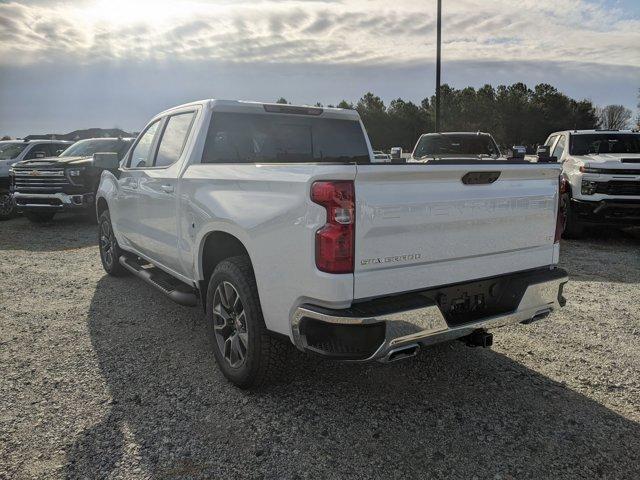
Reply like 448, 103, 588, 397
0, 214, 96, 251
63, 274, 640, 479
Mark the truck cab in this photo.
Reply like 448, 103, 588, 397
410, 132, 502, 161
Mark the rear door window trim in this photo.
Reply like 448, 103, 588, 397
151, 111, 197, 168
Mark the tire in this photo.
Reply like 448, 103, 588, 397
561, 193, 585, 239
0, 192, 15, 221
98, 210, 129, 277
25, 211, 55, 223
206, 255, 289, 389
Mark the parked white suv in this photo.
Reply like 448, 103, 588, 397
95, 99, 568, 388
542, 130, 640, 237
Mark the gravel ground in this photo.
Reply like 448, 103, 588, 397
1, 215, 639, 480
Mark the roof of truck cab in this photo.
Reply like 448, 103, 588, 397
0, 139, 73, 144
74, 137, 135, 142
157, 99, 361, 121
422, 132, 493, 136
551, 129, 639, 136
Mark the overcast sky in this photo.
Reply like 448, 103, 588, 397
1, 0, 639, 137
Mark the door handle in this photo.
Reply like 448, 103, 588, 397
129, 181, 138, 189
161, 184, 174, 193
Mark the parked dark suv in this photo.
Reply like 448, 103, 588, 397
0, 140, 72, 220
11, 137, 134, 223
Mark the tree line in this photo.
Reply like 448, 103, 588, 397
278, 82, 637, 152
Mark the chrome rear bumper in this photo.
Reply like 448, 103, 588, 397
292, 269, 568, 362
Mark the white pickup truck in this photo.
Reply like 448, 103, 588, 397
541, 129, 640, 237
95, 99, 568, 388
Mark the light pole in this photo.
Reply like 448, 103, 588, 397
435, 0, 442, 132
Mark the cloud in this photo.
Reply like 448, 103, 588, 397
1, 0, 639, 137
0, 0, 637, 68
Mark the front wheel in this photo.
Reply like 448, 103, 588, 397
561, 193, 585, 239
25, 211, 55, 223
98, 210, 129, 277
0, 192, 16, 221
206, 255, 289, 389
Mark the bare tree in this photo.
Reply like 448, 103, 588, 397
598, 104, 632, 130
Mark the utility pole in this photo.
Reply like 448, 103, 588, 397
435, 0, 442, 132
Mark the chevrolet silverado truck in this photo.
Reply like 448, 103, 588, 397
0, 139, 72, 220
541, 129, 640, 237
11, 137, 133, 223
95, 99, 568, 389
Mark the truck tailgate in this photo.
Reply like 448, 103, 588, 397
353, 163, 561, 299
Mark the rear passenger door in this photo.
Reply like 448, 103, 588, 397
134, 109, 197, 275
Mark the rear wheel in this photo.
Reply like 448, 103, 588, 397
25, 211, 55, 223
561, 193, 585, 239
98, 210, 128, 277
206, 255, 289, 389
0, 192, 15, 221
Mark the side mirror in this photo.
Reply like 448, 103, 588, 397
93, 152, 120, 170
34, 151, 46, 159
390, 147, 403, 160
536, 145, 557, 163
510, 145, 526, 160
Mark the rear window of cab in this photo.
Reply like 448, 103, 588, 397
201, 112, 370, 164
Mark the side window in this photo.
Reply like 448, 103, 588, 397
117, 141, 134, 160
544, 135, 557, 147
25, 144, 49, 159
154, 112, 195, 167
552, 135, 566, 159
53, 143, 67, 156
127, 120, 160, 168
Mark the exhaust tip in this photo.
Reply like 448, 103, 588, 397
521, 308, 551, 325
385, 344, 420, 362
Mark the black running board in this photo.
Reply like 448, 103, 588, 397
119, 255, 198, 307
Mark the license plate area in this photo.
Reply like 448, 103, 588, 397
421, 269, 564, 327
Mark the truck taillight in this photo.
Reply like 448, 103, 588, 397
311, 181, 355, 274
555, 175, 568, 243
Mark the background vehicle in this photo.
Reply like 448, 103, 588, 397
96, 99, 567, 389
11, 137, 133, 223
390, 146, 403, 160
372, 150, 391, 162
542, 129, 640, 237
0, 140, 72, 220
411, 132, 501, 161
